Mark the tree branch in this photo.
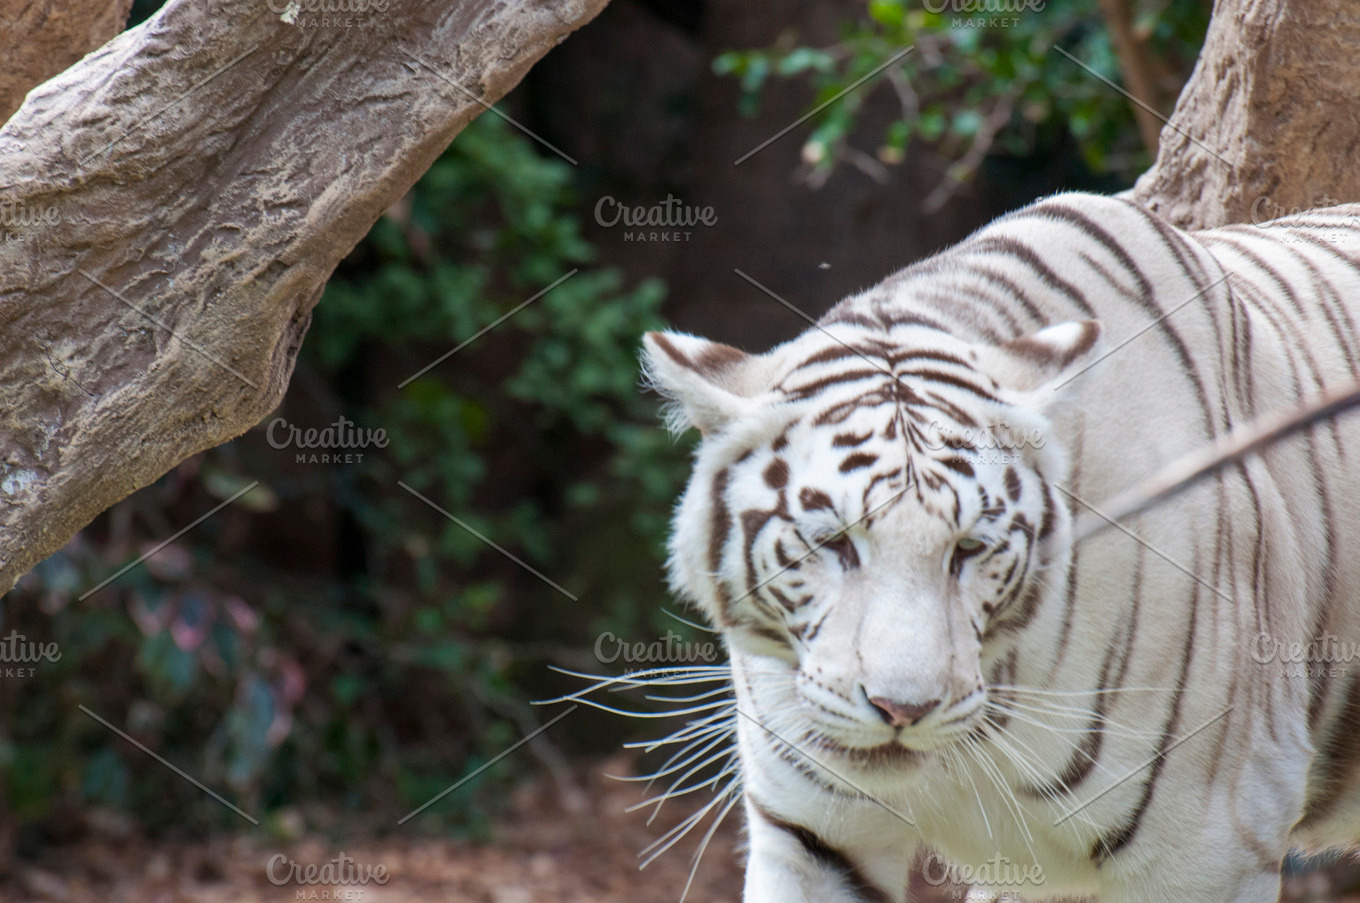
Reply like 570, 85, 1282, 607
0, 0, 609, 594
0, 0, 134, 123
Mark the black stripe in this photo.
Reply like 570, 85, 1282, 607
799, 487, 835, 511
821, 309, 881, 330
1091, 546, 1197, 864
749, 802, 892, 903
960, 264, 1041, 327
709, 467, 732, 572
887, 348, 974, 368
1039, 201, 1155, 301
764, 458, 790, 489
783, 369, 889, 398
795, 345, 879, 371
839, 452, 879, 473
1115, 200, 1223, 436
969, 235, 1096, 318
1276, 240, 1360, 378
900, 368, 1000, 402
878, 310, 953, 333
833, 430, 874, 447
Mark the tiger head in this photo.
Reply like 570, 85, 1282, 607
642, 318, 1100, 767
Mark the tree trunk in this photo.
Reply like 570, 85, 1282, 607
0, 0, 608, 594
1127, 0, 1360, 229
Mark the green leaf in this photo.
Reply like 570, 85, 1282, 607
775, 48, 836, 76
136, 631, 199, 702
868, 0, 905, 29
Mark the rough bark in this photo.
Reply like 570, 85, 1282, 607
1127, 0, 1360, 229
0, 0, 134, 123
0, 0, 609, 595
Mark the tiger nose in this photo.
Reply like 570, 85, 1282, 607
867, 695, 940, 728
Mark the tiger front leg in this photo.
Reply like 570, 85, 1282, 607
1094, 727, 1306, 903
742, 797, 899, 903
1092, 808, 1290, 903
1096, 863, 1282, 903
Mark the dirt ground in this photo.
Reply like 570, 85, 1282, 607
2, 756, 1357, 903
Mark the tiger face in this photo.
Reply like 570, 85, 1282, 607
643, 319, 1100, 768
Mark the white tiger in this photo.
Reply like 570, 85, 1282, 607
638, 192, 1360, 902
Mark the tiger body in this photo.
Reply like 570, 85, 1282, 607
642, 192, 1360, 902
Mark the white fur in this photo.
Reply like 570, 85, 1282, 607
642, 193, 1360, 902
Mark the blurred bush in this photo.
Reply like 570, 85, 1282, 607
716, 0, 1208, 204
0, 114, 693, 846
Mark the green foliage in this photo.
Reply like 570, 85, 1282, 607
715, 0, 1208, 195
1, 114, 692, 838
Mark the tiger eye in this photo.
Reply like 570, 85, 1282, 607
823, 532, 860, 569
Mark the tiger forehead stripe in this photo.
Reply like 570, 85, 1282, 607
793, 345, 880, 370
885, 347, 973, 368
763, 458, 790, 489
781, 368, 890, 399
832, 430, 873, 447
838, 452, 878, 473
798, 487, 834, 511
899, 368, 1000, 399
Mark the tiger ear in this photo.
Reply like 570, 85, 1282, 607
988, 320, 1103, 395
642, 331, 767, 435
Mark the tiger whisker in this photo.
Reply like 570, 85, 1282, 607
963, 731, 1040, 862
619, 728, 733, 788
662, 607, 721, 634
615, 723, 735, 784
990, 683, 1182, 696
678, 780, 744, 903
986, 698, 1163, 740
538, 665, 734, 705
630, 758, 739, 823
949, 742, 995, 842
638, 778, 741, 866
978, 719, 1105, 835
643, 684, 735, 704
622, 711, 735, 754
984, 704, 1142, 789
640, 743, 736, 823
563, 696, 736, 719
551, 664, 733, 683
